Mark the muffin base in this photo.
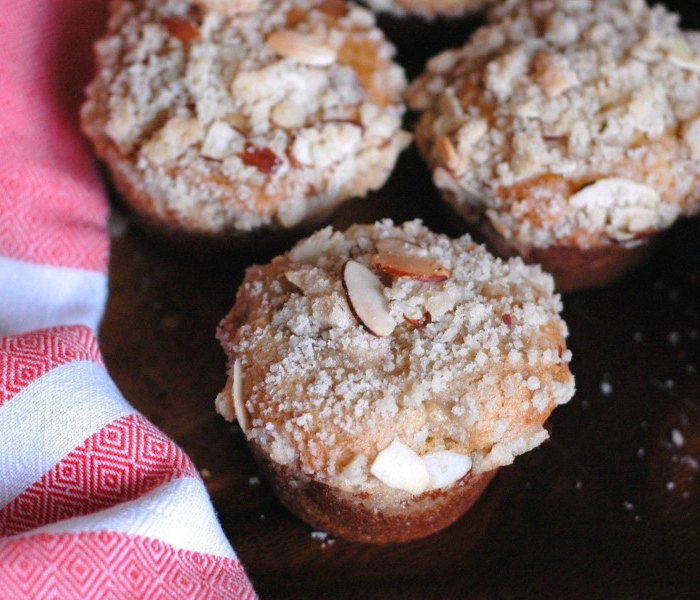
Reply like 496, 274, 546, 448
487, 232, 656, 294
446, 198, 657, 293
249, 441, 497, 544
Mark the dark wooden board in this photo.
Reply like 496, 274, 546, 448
99, 3, 700, 598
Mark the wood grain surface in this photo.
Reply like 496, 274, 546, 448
99, 4, 700, 598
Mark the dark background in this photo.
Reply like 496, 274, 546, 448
100, 2, 700, 598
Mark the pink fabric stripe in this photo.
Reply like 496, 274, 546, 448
0, 415, 198, 537
0, 0, 109, 271
0, 326, 103, 407
0, 531, 257, 599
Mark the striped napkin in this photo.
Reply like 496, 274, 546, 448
0, 0, 256, 597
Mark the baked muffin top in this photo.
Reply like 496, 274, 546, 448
81, 0, 408, 234
407, 0, 700, 249
216, 221, 575, 499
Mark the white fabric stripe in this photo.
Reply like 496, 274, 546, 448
0, 255, 106, 335
0, 361, 136, 507
26, 476, 237, 559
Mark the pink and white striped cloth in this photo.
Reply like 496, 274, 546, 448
0, 0, 256, 597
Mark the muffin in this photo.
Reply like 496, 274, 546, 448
215, 220, 575, 543
362, 0, 489, 20
81, 0, 409, 241
407, 0, 700, 292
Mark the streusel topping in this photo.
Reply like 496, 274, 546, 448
407, 0, 700, 249
81, 0, 408, 233
217, 221, 574, 496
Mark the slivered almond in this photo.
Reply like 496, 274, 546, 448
342, 260, 396, 337
372, 252, 450, 282
668, 37, 700, 72
423, 451, 472, 490
196, 0, 260, 16
232, 358, 250, 433
266, 30, 337, 66
370, 439, 429, 495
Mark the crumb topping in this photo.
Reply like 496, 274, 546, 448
407, 0, 700, 249
217, 220, 575, 496
81, 0, 408, 234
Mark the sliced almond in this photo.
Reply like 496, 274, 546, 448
266, 30, 337, 67
196, 0, 260, 16
370, 439, 429, 495
372, 252, 450, 283
404, 312, 430, 328
201, 121, 241, 160
485, 209, 507, 236
342, 260, 396, 337
405, 84, 433, 111
667, 37, 700, 72
426, 50, 459, 74
289, 226, 334, 263
232, 358, 250, 433
271, 100, 307, 129
141, 117, 204, 165
682, 117, 700, 160
614, 205, 659, 233
435, 135, 459, 171
570, 178, 660, 209
532, 51, 579, 98
375, 237, 427, 257
423, 451, 472, 490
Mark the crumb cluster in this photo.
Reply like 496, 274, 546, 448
408, 0, 700, 249
217, 221, 575, 496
